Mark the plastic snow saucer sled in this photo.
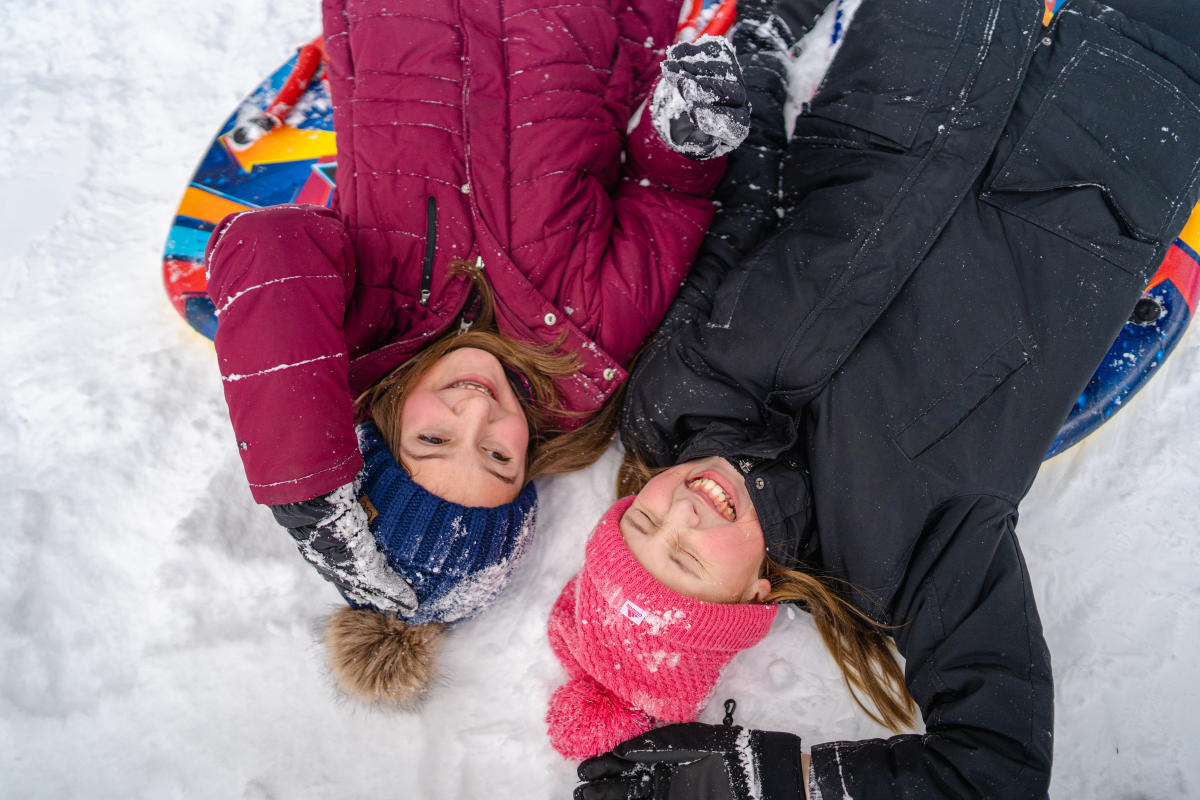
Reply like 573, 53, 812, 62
1046, 227, 1200, 457
160, 14, 1199, 458
162, 37, 332, 340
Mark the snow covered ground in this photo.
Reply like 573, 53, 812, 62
2, 1, 1198, 797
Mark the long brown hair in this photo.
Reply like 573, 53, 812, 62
763, 560, 915, 731
357, 260, 621, 482
617, 448, 917, 732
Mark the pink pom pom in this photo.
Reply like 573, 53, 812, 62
546, 677, 654, 760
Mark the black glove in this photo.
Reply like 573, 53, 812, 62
730, 0, 825, 58
270, 482, 418, 617
652, 36, 750, 160
574, 722, 805, 800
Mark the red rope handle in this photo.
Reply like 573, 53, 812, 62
676, 0, 705, 38
698, 0, 737, 38
262, 36, 326, 126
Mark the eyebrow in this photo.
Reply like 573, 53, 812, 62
401, 447, 517, 485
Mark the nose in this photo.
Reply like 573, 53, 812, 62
449, 390, 496, 431
663, 494, 701, 533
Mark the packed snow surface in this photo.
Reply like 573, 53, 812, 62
2, 1, 1199, 797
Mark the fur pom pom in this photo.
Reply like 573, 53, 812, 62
546, 677, 654, 760
324, 606, 444, 707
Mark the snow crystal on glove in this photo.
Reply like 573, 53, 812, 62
297, 483, 420, 618
652, 35, 750, 160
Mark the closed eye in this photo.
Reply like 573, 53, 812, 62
417, 434, 447, 445
670, 549, 703, 579
663, 531, 704, 578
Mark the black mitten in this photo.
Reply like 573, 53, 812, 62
651, 37, 750, 160
270, 482, 418, 617
574, 722, 804, 800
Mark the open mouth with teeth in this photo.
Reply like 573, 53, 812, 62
687, 476, 736, 522
446, 379, 495, 399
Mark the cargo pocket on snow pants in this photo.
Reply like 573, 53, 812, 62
980, 36, 1200, 279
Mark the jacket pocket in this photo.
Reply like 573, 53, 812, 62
896, 335, 1031, 460
980, 42, 1200, 276
794, 0, 967, 152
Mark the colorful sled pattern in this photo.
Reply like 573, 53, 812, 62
1039, 0, 1200, 455
1047, 219, 1200, 457
163, 39, 335, 340
162, 5, 1199, 458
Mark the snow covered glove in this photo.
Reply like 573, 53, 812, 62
574, 722, 804, 800
269, 482, 419, 618
729, 0, 813, 59
652, 36, 750, 160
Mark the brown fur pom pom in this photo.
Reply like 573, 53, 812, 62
324, 607, 445, 707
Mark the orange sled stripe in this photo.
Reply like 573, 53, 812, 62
178, 186, 254, 226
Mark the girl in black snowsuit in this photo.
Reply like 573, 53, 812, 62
573, 0, 1200, 797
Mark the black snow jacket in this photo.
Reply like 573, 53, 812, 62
620, 0, 1200, 796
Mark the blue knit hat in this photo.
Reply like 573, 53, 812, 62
355, 420, 539, 626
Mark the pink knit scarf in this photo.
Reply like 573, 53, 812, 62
546, 496, 777, 759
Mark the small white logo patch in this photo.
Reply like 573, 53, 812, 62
620, 600, 647, 625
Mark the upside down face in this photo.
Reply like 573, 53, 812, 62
397, 347, 529, 506
620, 457, 770, 604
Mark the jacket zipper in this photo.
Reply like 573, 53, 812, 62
420, 196, 437, 305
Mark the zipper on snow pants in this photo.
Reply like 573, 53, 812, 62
420, 196, 437, 305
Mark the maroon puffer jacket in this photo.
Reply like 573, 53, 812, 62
207, 0, 724, 504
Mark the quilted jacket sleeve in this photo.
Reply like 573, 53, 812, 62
206, 204, 362, 505
651, 2, 797, 339
615, 0, 830, 446
616, 0, 683, 100
321, 0, 355, 219
549, 0, 738, 366
573, 108, 726, 366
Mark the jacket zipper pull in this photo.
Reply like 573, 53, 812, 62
420, 196, 437, 306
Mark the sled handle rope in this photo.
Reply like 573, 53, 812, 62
677, 0, 738, 41
229, 36, 327, 150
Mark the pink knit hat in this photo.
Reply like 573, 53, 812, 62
546, 496, 777, 760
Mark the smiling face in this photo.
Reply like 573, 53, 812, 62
397, 347, 530, 506
619, 457, 771, 604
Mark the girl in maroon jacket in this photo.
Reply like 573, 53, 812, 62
205, 0, 747, 703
